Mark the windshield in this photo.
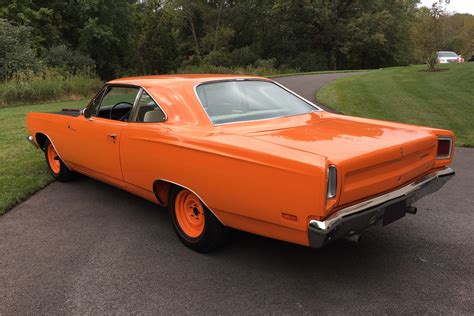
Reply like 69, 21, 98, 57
439, 52, 458, 57
196, 80, 319, 125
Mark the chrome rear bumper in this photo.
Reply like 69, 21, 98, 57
308, 167, 455, 248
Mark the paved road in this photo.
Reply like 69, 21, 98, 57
275, 72, 367, 111
1, 74, 473, 314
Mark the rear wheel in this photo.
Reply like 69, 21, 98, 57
169, 186, 229, 252
44, 139, 76, 182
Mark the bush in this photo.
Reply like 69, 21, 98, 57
254, 58, 277, 69
0, 19, 41, 80
176, 63, 297, 77
231, 46, 260, 66
45, 45, 95, 74
176, 64, 237, 74
426, 51, 438, 71
0, 69, 102, 107
285, 52, 328, 72
201, 50, 233, 67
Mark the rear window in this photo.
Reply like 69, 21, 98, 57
439, 52, 458, 57
196, 80, 318, 125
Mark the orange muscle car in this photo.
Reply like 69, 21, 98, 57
26, 74, 455, 252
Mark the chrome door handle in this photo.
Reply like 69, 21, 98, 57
107, 133, 118, 143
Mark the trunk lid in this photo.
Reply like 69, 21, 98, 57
244, 115, 437, 206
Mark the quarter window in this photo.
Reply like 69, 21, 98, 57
133, 91, 166, 123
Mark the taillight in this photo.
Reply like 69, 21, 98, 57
327, 165, 337, 199
437, 137, 452, 159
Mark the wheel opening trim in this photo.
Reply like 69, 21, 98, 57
154, 178, 225, 225
34, 133, 73, 171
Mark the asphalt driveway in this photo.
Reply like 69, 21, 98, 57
1, 73, 473, 314
274, 72, 367, 111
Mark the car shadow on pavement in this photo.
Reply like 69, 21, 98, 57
73, 176, 412, 284
2, 171, 471, 314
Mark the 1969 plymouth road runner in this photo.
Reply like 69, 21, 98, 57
26, 75, 455, 252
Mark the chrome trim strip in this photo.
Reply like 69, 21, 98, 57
308, 167, 455, 247
436, 136, 453, 160
155, 178, 225, 225
128, 87, 144, 122
272, 80, 323, 111
85, 84, 107, 112
34, 133, 73, 171
133, 87, 144, 108
192, 78, 322, 127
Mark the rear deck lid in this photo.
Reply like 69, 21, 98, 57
246, 116, 437, 205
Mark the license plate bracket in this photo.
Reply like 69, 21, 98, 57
383, 199, 407, 226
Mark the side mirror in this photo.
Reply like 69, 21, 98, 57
80, 108, 93, 119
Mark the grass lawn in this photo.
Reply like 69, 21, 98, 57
268, 68, 371, 78
0, 99, 87, 214
317, 63, 474, 146
1, 64, 472, 214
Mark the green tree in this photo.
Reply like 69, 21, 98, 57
414, 0, 452, 71
135, 0, 179, 74
443, 13, 474, 60
0, 19, 40, 80
0, 0, 61, 55
414, 4, 445, 70
45, 45, 95, 74
77, 0, 138, 79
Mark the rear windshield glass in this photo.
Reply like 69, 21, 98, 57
196, 80, 318, 125
439, 52, 458, 57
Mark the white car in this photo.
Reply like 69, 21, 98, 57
437, 51, 464, 63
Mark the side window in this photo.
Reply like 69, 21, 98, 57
133, 91, 166, 123
88, 87, 105, 115
95, 86, 139, 121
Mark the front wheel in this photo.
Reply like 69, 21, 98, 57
44, 139, 76, 182
169, 186, 229, 252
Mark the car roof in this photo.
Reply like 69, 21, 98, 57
107, 74, 265, 88
105, 74, 272, 127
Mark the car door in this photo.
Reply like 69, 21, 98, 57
67, 85, 140, 187
120, 89, 168, 192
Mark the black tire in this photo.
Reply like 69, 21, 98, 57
43, 139, 76, 182
168, 186, 229, 253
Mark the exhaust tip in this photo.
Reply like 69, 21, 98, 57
343, 233, 361, 244
406, 206, 417, 215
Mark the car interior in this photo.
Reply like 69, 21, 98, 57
93, 87, 165, 123
97, 102, 134, 121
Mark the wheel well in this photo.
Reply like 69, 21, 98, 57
153, 179, 225, 225
35, 133, 48, 150
153, 180, 173, 207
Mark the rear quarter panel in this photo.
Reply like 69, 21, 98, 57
120, 124, 325, 246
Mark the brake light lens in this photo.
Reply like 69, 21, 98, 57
327, 165, 337, 199
437, 137, 452, 159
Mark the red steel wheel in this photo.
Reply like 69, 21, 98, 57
168, 186, 229, 252
47, 143, 61, 174
174, 190, 205, 238
43, 138, 76, 182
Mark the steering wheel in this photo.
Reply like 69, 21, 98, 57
109, 102, 133, 121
